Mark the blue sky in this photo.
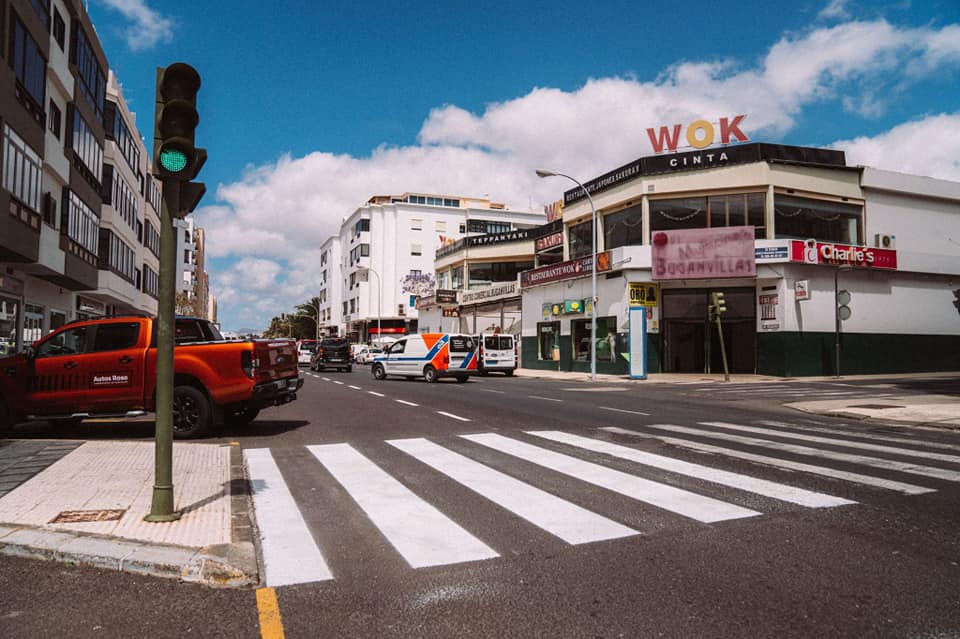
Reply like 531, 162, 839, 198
86, 0, 960, 331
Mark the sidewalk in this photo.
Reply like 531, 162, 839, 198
0, 440, 257, 588
0, 369, 956, 590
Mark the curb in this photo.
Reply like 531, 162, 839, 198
0, 445, 260, 588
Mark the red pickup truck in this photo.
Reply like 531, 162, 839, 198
0, 316, 303, 439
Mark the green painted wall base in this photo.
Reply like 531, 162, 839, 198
758, 332, 960, 377
521, 334, 662, 375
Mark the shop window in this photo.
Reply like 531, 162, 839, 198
571, 317, 618, 363
604, 204, 643, 250
708, 193, 765, 238
650, 197, 707, 232
537, 321, 560, 361
773, 194, 861, 244
24, 303, 44, 344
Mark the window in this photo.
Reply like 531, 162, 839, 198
104, 101, 141, 174
537, 322, 560, 361
48, 101, 62, 139
468, 261, 534, 288
72, 23, 106, 120
709, 193, 765, 238
567, 219, 594, 260
468, 219, 510, 234
93, 323, 140, 352
10, 14, 47, 118
572, 317, 618, 363
774, 194, 862, 244
410, 218, 422, 230
36, 326, 89, 358
650, 197, 707, 232
30, 0, 50, 28
144, 220, 160, 257
3, 124, 42, 212
143, 266, 159, 298
98, 229, 136, 282
435, 220, 447, 232
450, 266, 464, 289
108, 167, 138, 230
65, 191, 100, 255
604, 204, 643, 250
410, 243, 422, 256
71, 109, 104, 185
53, 9, 66, 50
354, 218, 369, 236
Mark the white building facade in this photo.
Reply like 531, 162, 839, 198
317, 235, 343, 336
337, 193, 544, 343
521, 144, 960, 377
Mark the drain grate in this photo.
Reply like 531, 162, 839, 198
50, 509, 126, 524
847, 404, 905, 410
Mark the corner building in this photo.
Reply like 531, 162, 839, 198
521, 143, 960, 376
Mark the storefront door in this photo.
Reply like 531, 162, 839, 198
661, 288, 756, 374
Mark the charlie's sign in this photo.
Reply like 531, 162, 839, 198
790, 240, 897, 269
652, 227, 756, 280
647, 115, 749, 153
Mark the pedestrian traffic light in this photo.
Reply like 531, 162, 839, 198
153, 63, 206, 183
711, 291, 727, 315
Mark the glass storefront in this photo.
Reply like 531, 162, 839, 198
0, 296, 20, 356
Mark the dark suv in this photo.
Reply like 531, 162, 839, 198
310, 337, 352, 372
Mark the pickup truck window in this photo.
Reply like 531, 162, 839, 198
93, 323, 140, 351
36, 326, 90, 357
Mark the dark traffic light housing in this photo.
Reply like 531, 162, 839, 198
154, 63, 206, 216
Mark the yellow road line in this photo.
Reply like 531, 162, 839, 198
256, 587, 285, 639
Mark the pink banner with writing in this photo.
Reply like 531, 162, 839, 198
652, 227, 756, 280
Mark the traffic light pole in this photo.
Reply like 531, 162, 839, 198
714, 311, 730, 382
146, 179, 181, 522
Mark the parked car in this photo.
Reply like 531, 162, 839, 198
371, 333, 477, 383
297, 339, 318, 366
311, 337, 352, 372
476, 333, 517, 376
0, 316, 303, 439
359, 346, 383, 364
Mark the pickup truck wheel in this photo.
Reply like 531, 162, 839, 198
423, 366, 439, 383
229, 404, 260, 425
172, 386, 211, 439
372, 364, 387, 380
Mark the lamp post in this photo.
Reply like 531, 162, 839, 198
536, 168, 598, 381
361, 267, 382, 346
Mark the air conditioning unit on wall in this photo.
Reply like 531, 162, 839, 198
873, 233, 896, 249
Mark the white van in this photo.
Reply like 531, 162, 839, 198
371, 333, 478, 383
476, 333, 517, 376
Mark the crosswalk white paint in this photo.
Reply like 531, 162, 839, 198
643, 424, 960, 483
702, 422, 960, 465
601, 427, 935, 495
436, 411, 471, 422
306, 443, 498, 568
528, 430, 855, 508
244, 448, 334, 586
756, 420, 960, 453
461, 433, 760, 523
388, 437, 638, 544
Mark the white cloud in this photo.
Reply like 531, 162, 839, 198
833, 113, 960, 182
96, 0, 173, 51
818, 0, 851, 21
199, 18, 960, 330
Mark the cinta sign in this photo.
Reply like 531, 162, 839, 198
647, 115, 749, 153
652, 227, 756, 281
789, 241, 897, 269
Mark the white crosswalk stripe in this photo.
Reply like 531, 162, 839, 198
244, 448, 334, 586
461, 433, 760, 523
389, 437, 638, 544
601, 427, 935, 495
529, 430, 855, 508
306, 443, 498, 568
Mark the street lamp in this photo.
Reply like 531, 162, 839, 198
536, 168, 598, 381
360, 267, 382, 346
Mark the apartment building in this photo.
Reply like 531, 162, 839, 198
1, 0, 164, 354
317, 235, 343, 336
337, 192, 544, 343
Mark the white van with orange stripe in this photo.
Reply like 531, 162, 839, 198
371, 333, 478, 383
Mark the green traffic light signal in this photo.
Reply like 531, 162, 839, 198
159, 147, 188, 173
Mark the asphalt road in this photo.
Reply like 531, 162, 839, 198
3, 368, 960, 638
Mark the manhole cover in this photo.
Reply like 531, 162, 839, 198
847, 404, 905, 410
50, 509, 126, 524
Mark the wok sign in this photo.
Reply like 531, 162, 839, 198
652, 227, 756, 280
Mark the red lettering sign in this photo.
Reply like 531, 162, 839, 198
646, 115, 749, 153
789, 241, 898, 269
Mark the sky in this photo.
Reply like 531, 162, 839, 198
85, 0, 960, 332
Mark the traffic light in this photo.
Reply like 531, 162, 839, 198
153, 63, 206, 196
711, 291, 727, 315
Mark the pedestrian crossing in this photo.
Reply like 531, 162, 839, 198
244, 420, 960, 588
